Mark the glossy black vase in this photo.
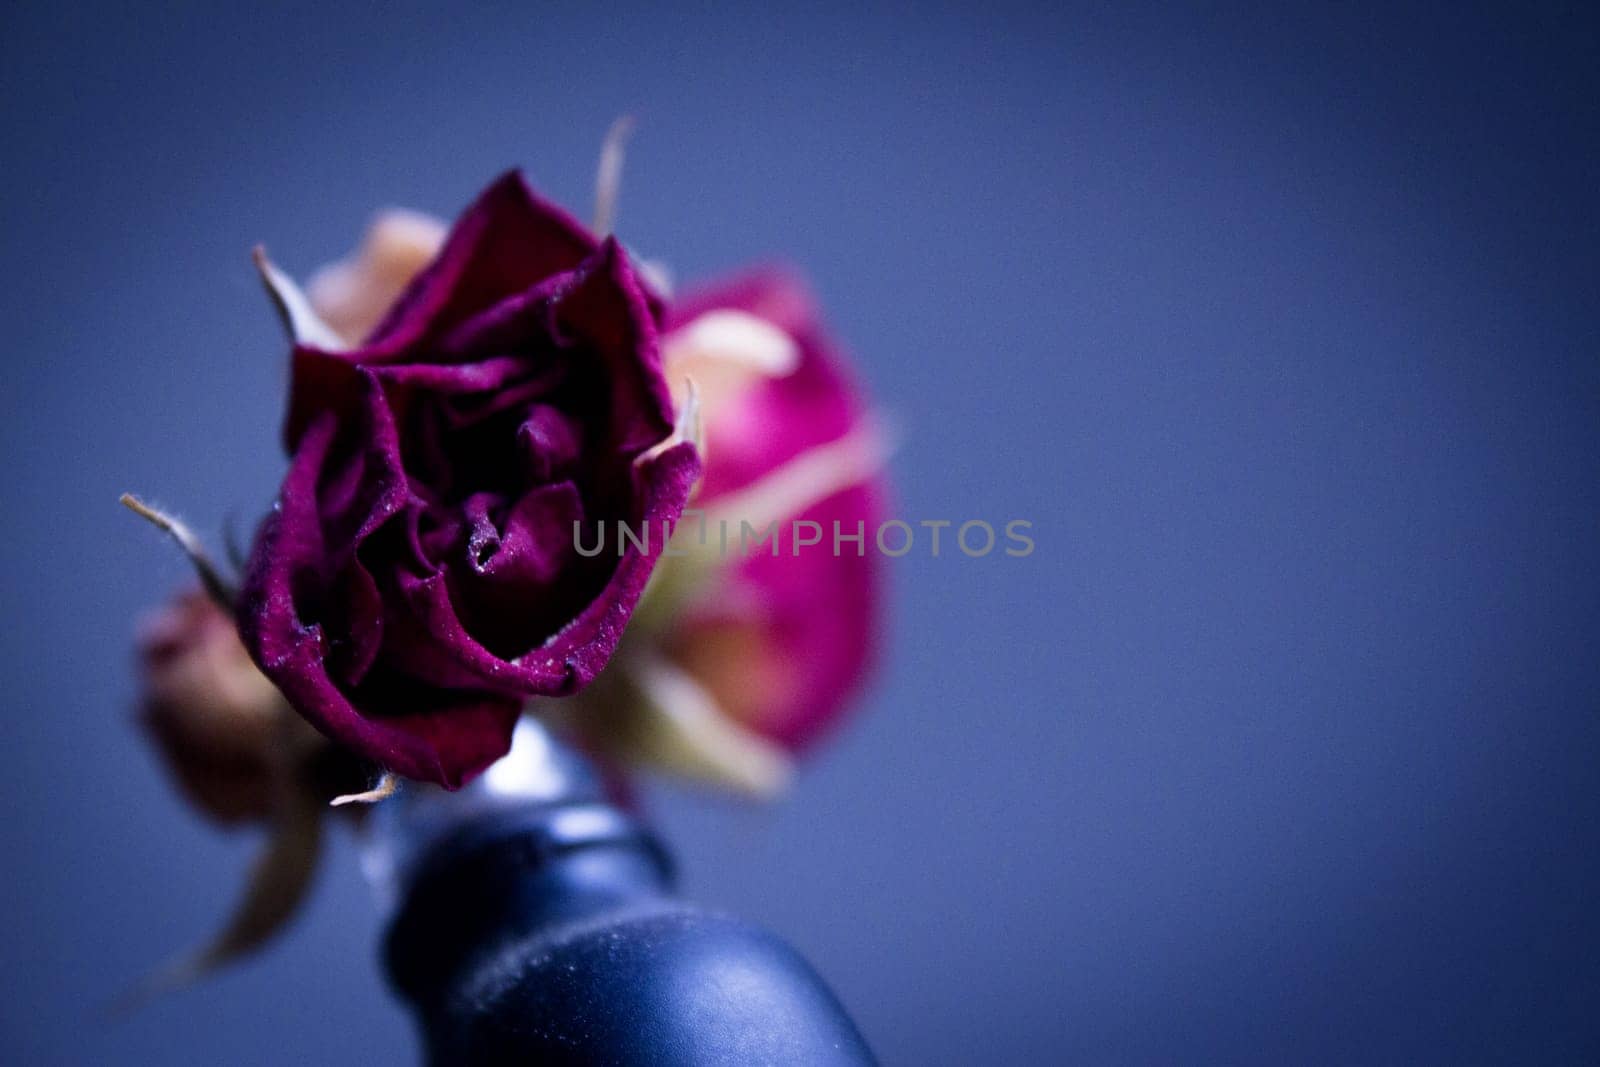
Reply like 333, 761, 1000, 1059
378, 725, 876, 1065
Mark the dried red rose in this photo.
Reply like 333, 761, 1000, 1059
239, 172, 700, 788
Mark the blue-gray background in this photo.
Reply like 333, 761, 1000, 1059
2, 3, 1597, 1063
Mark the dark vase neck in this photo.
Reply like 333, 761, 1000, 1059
377, 724, 876, 1065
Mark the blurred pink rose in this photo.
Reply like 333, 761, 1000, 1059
556, 270, 888, 793
666, 272, 884, 745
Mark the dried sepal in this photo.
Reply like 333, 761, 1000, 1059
638, 377, 703, 467
329, 770, 399, 807
252, 245, 345, 349
119, 494, 237, 609
592, 114, 637, 237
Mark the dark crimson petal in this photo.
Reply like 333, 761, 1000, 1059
551, 239, 677, 455
241, 510, 522, 785
369, 353, 541, 394
364, 171, 598, 353
331, 549, 383, 686
514, 405, 581, 482
464, 483, 584, 585
374, 438, 699, 695
529, 439, 702, 688
437, 238, 677, 454
346, 686, 524, 788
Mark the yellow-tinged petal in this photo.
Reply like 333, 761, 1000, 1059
306, 209, 447, 344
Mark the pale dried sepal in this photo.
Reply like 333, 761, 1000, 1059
252, 245, 346, 349
119, 493, 237, 609
592, 114, 637, 236
330, 770, 399, 807
638, 377, 703, 465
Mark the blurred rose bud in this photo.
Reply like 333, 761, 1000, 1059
137, 590, 299, 823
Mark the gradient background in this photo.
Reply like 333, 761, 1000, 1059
3, 3, 1597, 1063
